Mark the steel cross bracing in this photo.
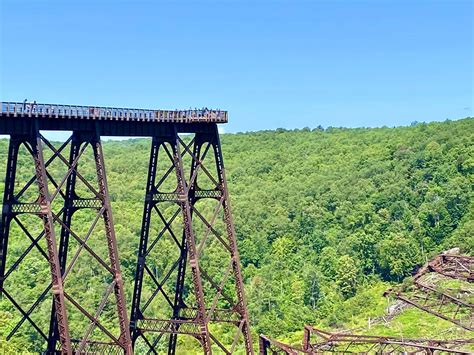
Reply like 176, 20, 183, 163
258, 255, 474, 355
129, 127, 253, 354
387, 254, 474, 331
302, 326, 474, 354
2, 106, 254, 354
391, 284, 473, 331
425, 254, 474, 283
258, 328, 474, 354
0, 129, 131, 353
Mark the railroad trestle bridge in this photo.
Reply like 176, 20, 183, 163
0, 101, 252, 354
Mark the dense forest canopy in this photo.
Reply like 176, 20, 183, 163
0, 118, 472, 351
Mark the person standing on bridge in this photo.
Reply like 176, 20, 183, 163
22, 99, 27, 112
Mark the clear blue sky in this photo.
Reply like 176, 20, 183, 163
1, 0, 472, 133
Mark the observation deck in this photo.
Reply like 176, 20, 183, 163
0, 101, 228, 136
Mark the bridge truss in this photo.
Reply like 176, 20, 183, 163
129, 129, 253, 354
302, 326, 473, 354
0, 102, 253, 354
388, 253, 474, 331
425, 254, 473, 283
0, 130, 131, 353
258, 327, 473, 354
259, 254, 474, 355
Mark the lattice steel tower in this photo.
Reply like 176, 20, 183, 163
0, 102, 253, 354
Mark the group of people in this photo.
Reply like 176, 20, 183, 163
14, 101, 224, 120
158, 107, 224, 120
22, 99, 37, 113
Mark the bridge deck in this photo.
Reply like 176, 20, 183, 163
1, 101, 227, 123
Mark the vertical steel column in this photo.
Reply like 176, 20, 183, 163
92, 134, 132, 353
31, 131, 72, 354
167, 138, 200, 354
211, 126, 254, 353
0, 136, 20, 293
46, 133, 82, 353
302, 326, 311, 351
258, 336, 269, 355
130, 136, 160, 343
172, 130, 212, 354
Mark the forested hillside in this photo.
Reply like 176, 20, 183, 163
0, 118, 473, 352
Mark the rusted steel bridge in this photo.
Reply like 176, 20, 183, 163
259, 327, 473, 354
387, 253, 474, 331
0, 102, 252, 354
259, 254, 474, 354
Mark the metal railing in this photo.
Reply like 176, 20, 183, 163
0, 101, 228, 123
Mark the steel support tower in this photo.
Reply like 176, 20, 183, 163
129, 128, 253, 354
0, 102, 253, 354
0, 128, 131, 353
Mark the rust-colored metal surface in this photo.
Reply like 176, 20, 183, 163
1, 105, 253, 353
0, 102, 255, 353
130, 127, 253, 354
423, 254, 474, 283
386, 254, 474, 331
303, 326, 473, 354
391, 284, 473, 330
0, 130, 132, 353
259, 326, 474, 354
259, 334, 308, 354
